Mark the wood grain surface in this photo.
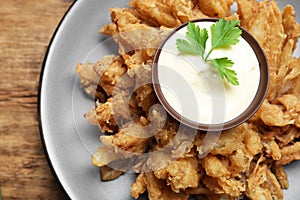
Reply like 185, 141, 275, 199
0, 0, 74, 199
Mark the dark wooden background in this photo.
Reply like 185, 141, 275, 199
0, 0, 74, 199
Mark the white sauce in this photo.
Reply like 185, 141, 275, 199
157, 21, 260, 124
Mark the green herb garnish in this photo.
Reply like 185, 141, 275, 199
176, 18, 242, 86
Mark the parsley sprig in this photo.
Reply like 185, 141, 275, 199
176, 19, 242, 86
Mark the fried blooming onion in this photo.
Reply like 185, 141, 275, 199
76, 0, 300, 199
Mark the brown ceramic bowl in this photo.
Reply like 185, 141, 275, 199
152, 18, 269, 131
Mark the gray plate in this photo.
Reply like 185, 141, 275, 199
39, 0, 300, 199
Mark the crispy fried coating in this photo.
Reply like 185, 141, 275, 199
101, 7, 171, 57
240, 1, 285, 72
278, 94, 300, 128
236, 0, 259, 28
210, 126, 244, 155
202, 155, 231, 178
244, 126, 263, 156
154, 156, 200, 192
202, 176, 224, 196
217, 176, 246, 197
128, 0, 181, 27
274, 126, 300, 147
246, 164, 283, 200
197, 0, 234, 18
132, 172, 190, 200
128, 0, 208, 27
262, 137, 282, 161
229, 145, 253, 173
100, 165, 124, 181
154, 119, 179, 148
123, 50, 152, 69
100, 120, 151, 154
76, 55, 121, 100
127, 63, 152, 88
135, 84, 157, 112
94, 91, 143, 133
255, 100, 295, 127
195, 193, 244, 200
76, 62, 100, 98
273, 165, 289, 189
99, 56, 127, 96
282, 5, 300, 50
167, 0, 208, 22
131, 173, 147, 199
95, 99, 117, 133
99, 104, 167, 154
202, 175, 246, 197
277, 142, 300, 165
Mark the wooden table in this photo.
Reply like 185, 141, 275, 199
0, 0, 74, 199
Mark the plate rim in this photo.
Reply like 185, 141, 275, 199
38, 0, 78, 199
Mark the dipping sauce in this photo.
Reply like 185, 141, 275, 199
153, 19, 269, 131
